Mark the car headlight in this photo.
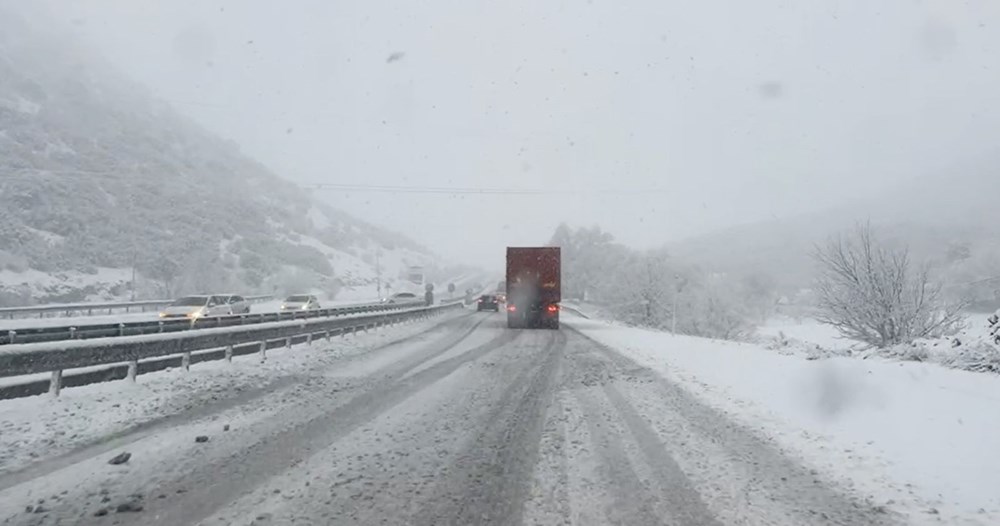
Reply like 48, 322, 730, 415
158, 312, 168, 318
301, 305, 309, 310
187, 309, 205, 319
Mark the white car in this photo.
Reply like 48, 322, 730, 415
281, 294, 321, 311
159, 295, 232, 319
221, 294, 251, 314
383, 292, 420, 304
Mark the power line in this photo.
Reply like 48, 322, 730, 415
305, 183, 551, 195
305, 183, 673, 195
0, 170, 671, 196
0, 168, 125, 177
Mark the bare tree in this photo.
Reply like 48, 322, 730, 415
813, 223, 964, 347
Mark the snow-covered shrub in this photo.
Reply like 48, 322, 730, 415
939, 341, 1000, 374
813, 223, 965, 348
989, 311, 1000, 348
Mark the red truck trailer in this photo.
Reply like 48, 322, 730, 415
505, 247, 561, 329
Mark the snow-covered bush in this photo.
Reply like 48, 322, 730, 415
989, 311, 1000, 348
813, 223, 965, 348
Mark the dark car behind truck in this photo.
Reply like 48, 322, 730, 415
477, 294, 500, 312
505, 247, 561, 329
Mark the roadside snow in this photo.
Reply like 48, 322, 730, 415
756, 315, 856, 351
568, 314, 1000, 525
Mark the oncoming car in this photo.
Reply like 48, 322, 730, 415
159, 295, 232, 319
383, 292, 419, 304
221, 294, 251, 314
281, 294, 321, 311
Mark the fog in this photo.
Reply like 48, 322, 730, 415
31, 0, 1000, 268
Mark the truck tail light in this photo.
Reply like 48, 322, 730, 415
507, 305, 517, 312
546, 304, 559, 313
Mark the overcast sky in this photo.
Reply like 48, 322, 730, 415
31, 0, 1000, 268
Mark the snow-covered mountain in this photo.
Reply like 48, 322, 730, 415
0, 8, 438, 305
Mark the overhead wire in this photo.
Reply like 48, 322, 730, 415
0, 169, 670, 195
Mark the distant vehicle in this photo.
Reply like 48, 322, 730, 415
281, 294, 321, 310
506, 247, 561, 329
477, 294, 500, 312
384, 292, 420, 304
159, 295, 232, 319
221, 294, 251, 314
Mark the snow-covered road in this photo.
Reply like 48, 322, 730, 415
0, 312, 910, 525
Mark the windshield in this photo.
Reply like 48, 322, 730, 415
2, 2, 998, 525
170, 296, 208, 307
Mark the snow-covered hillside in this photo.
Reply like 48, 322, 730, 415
0, 8, 439, 305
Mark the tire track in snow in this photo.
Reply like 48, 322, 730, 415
559, 332, 720, 526
409, 329, 564, 526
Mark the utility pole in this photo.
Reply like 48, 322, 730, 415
130, 250, 137, 301
672, 273, 680, 335
375, 251, 382, 299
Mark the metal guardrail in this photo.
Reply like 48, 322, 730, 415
0, 301, 421, 346
0, 302, 463, 399
0, 295, 274, 319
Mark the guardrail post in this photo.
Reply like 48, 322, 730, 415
127, 360, 138, 382
118, 323, 125, 337
49, 370, 62, 396
7, 330, 14, 344
324, 330, 330, 342
225, 345, 233, 363
182, 352, 191, 371
285, 337, 292, 349
240, 314, 246, 325
69, 327, 77, 339
259, 341, 267, 362
306, 333, 313, 346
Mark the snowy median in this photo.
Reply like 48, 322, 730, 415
566, 313, 1000, 524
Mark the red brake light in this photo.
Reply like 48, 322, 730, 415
546, 304, 559, 313
507, 305, 516, 312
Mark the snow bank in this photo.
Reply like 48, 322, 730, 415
568, 314, 1000, 524
758, 312, 1000, 375
757, 315, 857, 351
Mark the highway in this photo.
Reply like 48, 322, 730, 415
0, 309, 901, 526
